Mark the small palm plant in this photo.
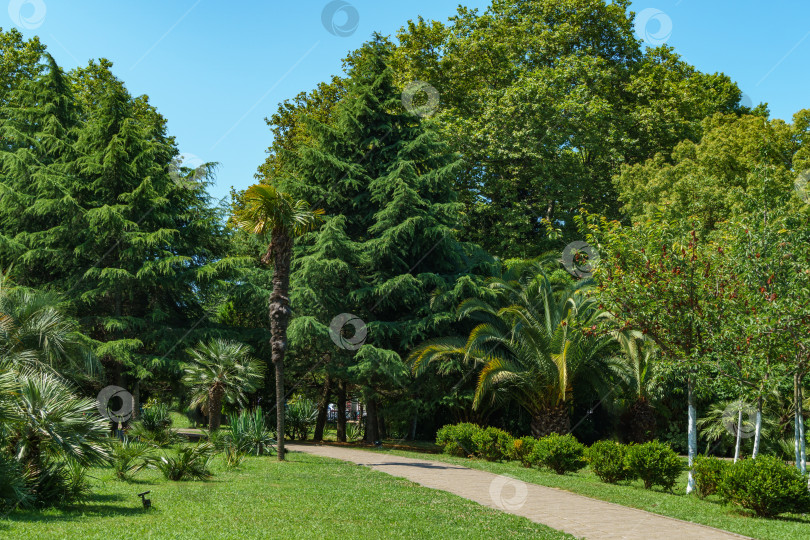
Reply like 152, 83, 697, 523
156, 442, 217, 481
182, 339, 264, 432
110, 437, 155, 481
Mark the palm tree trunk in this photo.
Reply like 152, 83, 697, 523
530, 405, 570, 437
269, 230, 293, 461
686, 375, 697, 494
336, 380, 347, 442
313, 376, 332, 442
208, 386, 224, 432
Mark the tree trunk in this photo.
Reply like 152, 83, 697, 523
336, 380, 347, 442
409, 413, 418, 441
752, 396, 762, 458
733, 407, 742, 463
795, 372, 802, 471
686, 375, 697, 495
208, 386, 224, 432
313, 376, 332, 442
268, 230, 293, 461
622, 397, 656, 443
365, 399, 379, 443
132, 380, 140, 421
799, 377, 807, 474
530, 405, 570, 437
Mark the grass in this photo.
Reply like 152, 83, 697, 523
362, 445, 810, 540
1, 449, 572, 540
168, 411, 193, 429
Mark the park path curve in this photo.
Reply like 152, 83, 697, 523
288, 443, 750, 540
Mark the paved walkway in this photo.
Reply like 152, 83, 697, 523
288, 444, 750, 540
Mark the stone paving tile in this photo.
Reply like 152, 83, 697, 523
289, 444, 751, 540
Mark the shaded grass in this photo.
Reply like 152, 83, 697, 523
2, 450, 572, 540
367, 446, 810, 540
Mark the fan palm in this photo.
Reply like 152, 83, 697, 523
413, 267, 625, 436
182, 339, 264, 432
0, 274, 97, 376
232, 183, 323, 459
8, 371, 110, 470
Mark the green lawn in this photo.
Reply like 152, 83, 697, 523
367, 445, 810, 540
2, 450, 572, 540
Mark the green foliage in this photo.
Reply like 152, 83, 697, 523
0, 451, 31, 511
625, 441, 683, 491
109, 437, 154, 481
691, 455, 728, 499
181, 339, 264, 431
226, 407, 275, 456
531, 434, 587, 474
156, 442, 216, 481
472, 427, 513, 462
345, 422, 362, 442
718, 455, 810, 517
139, 402, 172, 432
507, 436, 538, 467
586, 441, 631, 483
286, 398, 317, 440
435, 423, 481, 457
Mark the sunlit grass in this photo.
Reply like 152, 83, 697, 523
3, 449, 572, 540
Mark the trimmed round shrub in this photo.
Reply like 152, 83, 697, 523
532, 433, 587, 474
692, 455, 728, 499
625, 441, 683, 491
508, 436, 538, 467
586, 440, 630, 483
718, 455, 810, 517
472, 427, 513, 461
435, 423, 481, 457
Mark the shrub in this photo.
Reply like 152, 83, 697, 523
435, 423, 481, 457
532, 434, 587, 474
285, 399, 317, 440
226, 407, 275, 456
472, 427, 513, 461
345, 422, 362, 442
586, 441, 630, 483
692, 455, 728, 498
27, 459, 92, 507
625, 441, 683, 491
110, 437, 155, 481
0, 452, 30, 510
508, 436, 538, 467
718, 455, 810, 517
139, 401, 172, 431
156, 442, 216, 481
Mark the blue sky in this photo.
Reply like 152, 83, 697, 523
4, 0, 809, 202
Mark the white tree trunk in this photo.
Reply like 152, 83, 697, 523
733, 407, 742, 463
796, 408, 802, 472
752, 401, 762, 459
687, 377, 697, 494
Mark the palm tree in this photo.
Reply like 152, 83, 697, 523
181, 339, 264, 432
613, 330, 660, 442
233, 184, 323, 460
9, 370, 110, 470
0, 274, 97, 376
413, 266, 625, 436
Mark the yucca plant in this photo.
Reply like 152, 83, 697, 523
156, 442, 216, 481
110, 437, 155, 481
227, 407, 275, 456
223, 445, 246, 469
285, 398, 317, 440
345, 422, 362, 442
